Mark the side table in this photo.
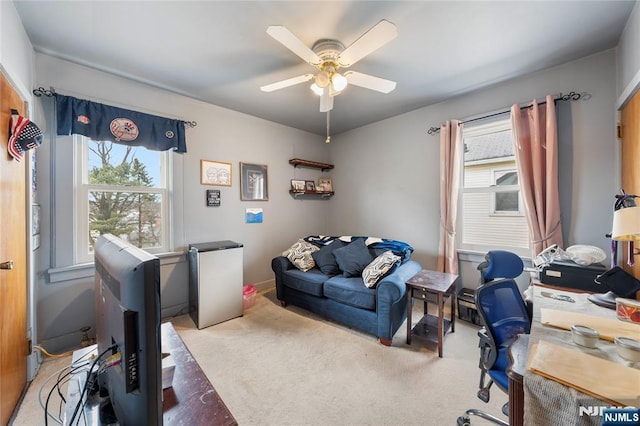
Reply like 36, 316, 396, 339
406, 269, 459, 357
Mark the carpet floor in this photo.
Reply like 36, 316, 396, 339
12, 289, 506, 425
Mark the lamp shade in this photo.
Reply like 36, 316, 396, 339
611, 206, 640, 241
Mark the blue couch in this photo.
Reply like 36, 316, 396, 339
272, 236, 422, 346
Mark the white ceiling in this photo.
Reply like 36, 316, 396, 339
14, 1, 636, 136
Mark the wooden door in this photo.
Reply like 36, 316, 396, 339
0, 71, 28, 424
620, 90, 640, 279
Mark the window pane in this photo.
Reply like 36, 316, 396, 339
88, 190, 163, 253
495, 192, 519, 212
88, 141, 163, 187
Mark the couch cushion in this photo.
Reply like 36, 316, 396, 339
282, 268, 328, 297
311, 240, 346, 276
282, 239, 319, 272
332, 238, 374, 278
324, 276, 376, 310
362, 250, 401, 288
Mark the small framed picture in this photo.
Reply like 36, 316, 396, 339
201, 160, 232, 186
305, 180, 316, 192
240, 162, 268, 201
318, 178, 333, 192
291, 179, 305, 191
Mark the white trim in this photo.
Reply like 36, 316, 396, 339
616, 67, 640, 110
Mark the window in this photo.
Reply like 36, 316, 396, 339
75, 136, 171, 263
459, 119, 529, 254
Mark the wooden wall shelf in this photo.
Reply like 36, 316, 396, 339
289, 190, 334, 199
289, 158, 334, 171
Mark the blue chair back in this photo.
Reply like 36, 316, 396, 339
480, 250, 524, 283
475, 279, 531, 350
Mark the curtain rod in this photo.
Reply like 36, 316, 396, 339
426, 91, 591, 135
32, 86, 198, 128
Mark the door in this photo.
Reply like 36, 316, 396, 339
0, 70, 28, 424
620, 90, 640, 279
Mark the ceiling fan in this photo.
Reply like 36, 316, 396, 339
260, 19, 398, 113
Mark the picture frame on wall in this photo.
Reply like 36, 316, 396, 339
318, 178, 333, 192
201, 160, 232, 186
291, 179, 305, 191
240, 162, 268, 201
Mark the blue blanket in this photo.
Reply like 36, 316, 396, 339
304, 235, 413, 263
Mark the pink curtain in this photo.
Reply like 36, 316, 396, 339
511, 95, 564, 259
437, 120, 463, 274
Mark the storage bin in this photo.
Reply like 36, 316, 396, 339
243, 285, 257, 310
457, 288, 481, 325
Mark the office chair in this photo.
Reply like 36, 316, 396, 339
457, 252, 530, 426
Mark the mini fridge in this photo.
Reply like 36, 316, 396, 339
188, 240, 243, 329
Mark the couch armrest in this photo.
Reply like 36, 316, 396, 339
376, 260, 423, 304
272, 256, 293, 300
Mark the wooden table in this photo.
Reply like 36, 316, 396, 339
507, 334, 529, 426
406, 270, 458, 357
64, 322, 237, 425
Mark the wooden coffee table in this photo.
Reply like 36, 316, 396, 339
406, 269, 459, 357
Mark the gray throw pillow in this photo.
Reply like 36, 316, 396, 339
332, 238, 374, 278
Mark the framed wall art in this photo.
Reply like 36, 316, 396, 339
291, 179, 305, 191
318, 178, 333, 192
240, 162, 268, 201
201, 160, 232, 186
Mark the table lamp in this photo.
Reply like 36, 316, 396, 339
588, 194, 640, 308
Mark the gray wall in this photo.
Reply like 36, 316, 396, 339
329, 49, 619, 289
617, 1, 640, 105
33, 54, 333, 351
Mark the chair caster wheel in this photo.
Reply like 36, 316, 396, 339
457, 415, 471, 426
477, 388, 490, 403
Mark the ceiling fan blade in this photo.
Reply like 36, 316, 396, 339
260, 74, 314, 92
266, 26, 321, 66
338, 19, 397, 67
344, 71, 396, 94
319, 89, 334, 112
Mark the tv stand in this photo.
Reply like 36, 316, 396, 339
64, 322, 237, 425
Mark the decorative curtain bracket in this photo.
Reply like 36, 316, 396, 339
33, 86, 56, 97
427, 126, 440, 135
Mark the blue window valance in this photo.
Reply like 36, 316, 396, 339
55, 94, 187, 153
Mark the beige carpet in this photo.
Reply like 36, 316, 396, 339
13, 289, 506, 425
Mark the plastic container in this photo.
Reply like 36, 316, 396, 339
615, 298, 640, 324
571, 325, 599, 348
243, 285, 257, 310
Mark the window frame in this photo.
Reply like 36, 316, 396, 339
74, 135, 172, 263
458, 118, 530, 255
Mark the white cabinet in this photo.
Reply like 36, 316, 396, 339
188, 241, 243, 329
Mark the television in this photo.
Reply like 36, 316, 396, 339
94, 234, 162, 425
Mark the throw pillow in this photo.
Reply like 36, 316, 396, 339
282, 239, 319, 272
332, 238, 374, 278
311, 240, 346, 275
362, 250, 401, 288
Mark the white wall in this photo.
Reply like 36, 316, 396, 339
33, 54, 333, 351
330, 50, 619, 289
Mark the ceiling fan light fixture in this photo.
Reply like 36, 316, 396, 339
310, 83, 324, 96
331, 72, 348, 92
315, 71, 330, 88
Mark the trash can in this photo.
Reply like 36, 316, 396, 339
243, 285, 257, 310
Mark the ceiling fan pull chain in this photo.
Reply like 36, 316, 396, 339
326, 111, 331, 143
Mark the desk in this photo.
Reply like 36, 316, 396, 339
520, 285, 639, 426
64, 322, 237, 425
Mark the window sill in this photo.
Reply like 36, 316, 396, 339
48, 251, 187, 283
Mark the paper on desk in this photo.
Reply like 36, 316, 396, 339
541, 308, 640, 342
527, 340, 640, 407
